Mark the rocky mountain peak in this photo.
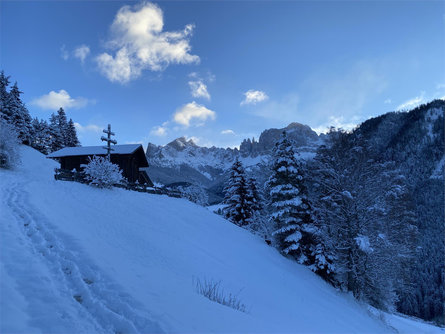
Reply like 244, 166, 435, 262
167, 136, 198, 151
285, 122, 313, 132
239, 122, 319, 156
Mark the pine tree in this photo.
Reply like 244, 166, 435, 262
48, 108, 72, 151
49, 113, 63, 152
66, 118, 80, 147
310, 141, 345, 284
245, 177, 270, 235
308, 241, 336, 283
383, 170, 418, 312
0, 119, 20, 169
31, 118, 51, 154
56, 107, 69, 146
223, 159, 250, 226
246, 177, 262, 214
267, 132, 318, 264
6, 82, 32, 144
0, 71, 11, 121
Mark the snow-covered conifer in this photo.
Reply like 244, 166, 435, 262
267, 131, 318, 265
0, 71, 10, 121
66, 118, 80, 147
49, 112, 64, 152
56, 107, 69, 145
48, 107, 72, 152
246, 177, 262, 214
244, 177, 270, 235
223, 159, 250, 226
31, 118, 51, 154
6, 82, 32, 144
0, 119, 20, 169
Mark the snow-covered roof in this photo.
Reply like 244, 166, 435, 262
47, 144, 142, 158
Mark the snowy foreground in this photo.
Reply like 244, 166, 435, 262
0, 146, 443, 334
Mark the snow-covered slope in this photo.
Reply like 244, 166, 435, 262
1, 146, 443, 333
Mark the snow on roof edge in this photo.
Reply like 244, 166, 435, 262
47, 144, 142, 158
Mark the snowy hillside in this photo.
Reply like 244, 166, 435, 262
1, 146, 443, 334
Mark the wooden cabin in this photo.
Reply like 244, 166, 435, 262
47, 144, 153, 186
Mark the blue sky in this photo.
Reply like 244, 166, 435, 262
1, 0, 444, 147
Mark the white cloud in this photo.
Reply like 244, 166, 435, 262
188, 72, 199, 79
60, 45, 69, 60
241, 90, 269, 106
96, 49, 133, 83
396, 92, 425, 111
150, 125, 167, 136
74, 123, 102, 133
96, 2, 199, 83
173, 101, 216, 127
188, 80, 210, 100
73, 45, 90, 63
384, 98, 392, 104
221, 129, 235, 135
189, 71, 215, 82
187, 72, 214, 99
31, 90, 90, 110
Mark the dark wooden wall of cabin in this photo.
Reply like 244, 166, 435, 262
61, 156, 89, 171
111, 155, 137, 183
58, 150, 149, 184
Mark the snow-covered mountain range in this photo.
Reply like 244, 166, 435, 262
146, 122, 321, 203
146, 101, 445, 206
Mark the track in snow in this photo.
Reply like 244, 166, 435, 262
5, 181, 164, 334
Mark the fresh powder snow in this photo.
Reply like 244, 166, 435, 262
1, 146, 443, 334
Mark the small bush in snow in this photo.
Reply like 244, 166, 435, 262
194, 277, 247, 313
177, 184, 209, 206
83, 155, 124, 188
0, 120, 20, 169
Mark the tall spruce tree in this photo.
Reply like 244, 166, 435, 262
0, 71, 10, 121
6, 82, 32, 144
267, 132, 318, 264
223, 159, 250, 226
48, 107, 71, 152
31, 118, 51, 154
245, 177, 270, 235
246, 177, 262, 215
49, 113, 64, 152
66, 118, 80, 147
56, 107, 69, 146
